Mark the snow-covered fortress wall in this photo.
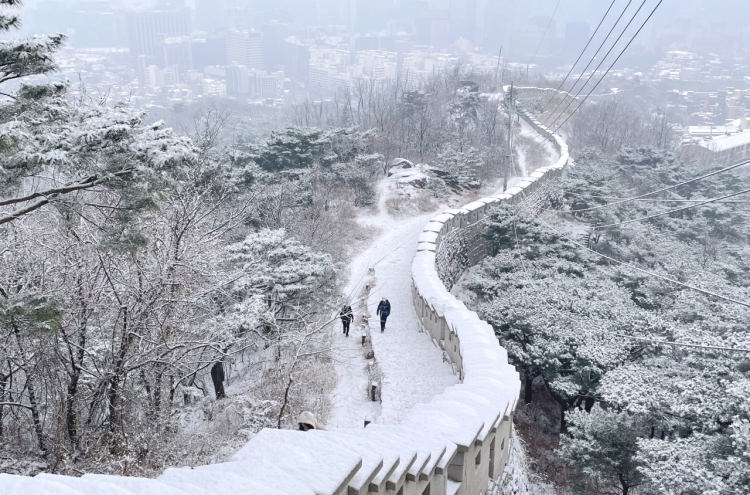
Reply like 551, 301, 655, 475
410, 88, 569, 493
1, 89, 567, 495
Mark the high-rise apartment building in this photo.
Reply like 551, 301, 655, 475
127, 10, 190, 59
159, 36, 192, 74
225, 30, 264, 70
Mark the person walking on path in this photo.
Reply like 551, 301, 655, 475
376, 298, 391, 332
340, 304, 353, 337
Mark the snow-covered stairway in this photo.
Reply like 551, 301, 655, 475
1, 89, 568, 495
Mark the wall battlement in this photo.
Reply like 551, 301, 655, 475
1, 88, 568, 495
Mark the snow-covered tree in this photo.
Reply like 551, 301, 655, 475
431, 144, 484, 189
467, 146, 750, 493
558, 406, 648, 495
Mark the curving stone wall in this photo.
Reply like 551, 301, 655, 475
1, 90, 568, 495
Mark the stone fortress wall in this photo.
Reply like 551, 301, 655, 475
1, 87, 569, 495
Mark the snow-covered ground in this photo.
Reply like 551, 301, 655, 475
515, 118, 561, 176
328, 178, 459, 428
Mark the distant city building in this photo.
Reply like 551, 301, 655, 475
192, 35, 227, 70
281, 38, 311, 83
226, 64, 251, 94
144, 64, 180, 88
226, 64, 284, 99
226, 30, 264, 70
158, 36, 192, 75
202, 78, 227, 98
358, 50, 398, 79
127, 10, 190, 59
682, 131, 750, 166
255, 71, 285, 99
261, 21, 290, 71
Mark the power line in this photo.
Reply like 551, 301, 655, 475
506, 208, 750, 352
592, 187, 750, 229
539, 0, 636, 127
546, 0, 664, 134
610, 333, 750, 353
541, 0, 618, 108
539, 0, 619, 119
565, 191, 750, 203
535, 216, 750, 309
560, 158, 750, 214
528, 0, 562, 72
543, 0, 653, 133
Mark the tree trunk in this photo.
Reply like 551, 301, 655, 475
277, 374, 293, 429
65, 273, 89, 450
620, 474, 629, 495
210, 362, 225, 400
541, 377, 569, 434
524, 375, 534, 404
12, 322, 47, 455
66, 372, 80, 449
0, 369, 7, 439
108, 306, 130, 443
26, 378, 47, 456
584, 396, 594, 413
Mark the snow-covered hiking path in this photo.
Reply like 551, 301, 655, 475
328, 180, 459, 429
328, 143, 546, 428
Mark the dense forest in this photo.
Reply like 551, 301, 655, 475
466, 146, 750, 494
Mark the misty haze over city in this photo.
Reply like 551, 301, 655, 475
6, 0, 750, 108
2, 1, 750, 495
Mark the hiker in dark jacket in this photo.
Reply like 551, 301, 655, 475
340, 304, 353, 337
376, 298, 391, 332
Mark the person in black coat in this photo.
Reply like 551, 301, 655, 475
376, 297, 391, 332
340, 304, 353, 337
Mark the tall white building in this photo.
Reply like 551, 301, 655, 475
225, 30, 264, 70
145, 64, 180, 88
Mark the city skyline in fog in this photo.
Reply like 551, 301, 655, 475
10, 0, 750, 59
4, 0, 750, 111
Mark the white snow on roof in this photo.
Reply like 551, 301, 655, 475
698, 131, 750, 152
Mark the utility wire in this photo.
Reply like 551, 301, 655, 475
539, 0, 636, 127
535, 216, 750, 309
509, 207, 750, 353
565, 191, 750, 203
560, 158, 750, 213
542, 0, 653, 133
528, 0, 562, 71
540, 0, 619, 117
610, 333, 750, 353
546, 0, 664, 134
592, 187, 750, 229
